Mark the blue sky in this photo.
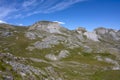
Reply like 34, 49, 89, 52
0, 0, 120, 31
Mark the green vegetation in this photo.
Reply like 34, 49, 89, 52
92, 70, 120, 80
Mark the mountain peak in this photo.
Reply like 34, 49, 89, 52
36, 20, 59, 24
29, 20, 63, 33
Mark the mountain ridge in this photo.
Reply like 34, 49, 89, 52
0, 20, 120, 80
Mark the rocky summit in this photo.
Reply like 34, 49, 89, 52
0, 21, 120, 80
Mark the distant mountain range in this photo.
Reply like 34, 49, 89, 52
0, 21, 120, 80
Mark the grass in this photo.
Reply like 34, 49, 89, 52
26, 59, 51, 69
98, 53, 116, 60
62, 47, 112, 67
0, 61, 6, 71
92, 70, 120, 80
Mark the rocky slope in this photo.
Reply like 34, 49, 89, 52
0, 21, 120, 80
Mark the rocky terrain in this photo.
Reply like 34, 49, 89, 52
0, 21, 120, 80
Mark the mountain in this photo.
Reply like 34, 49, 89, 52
0, 21, 120, 80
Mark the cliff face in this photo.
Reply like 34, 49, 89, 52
0, 21, 120, 80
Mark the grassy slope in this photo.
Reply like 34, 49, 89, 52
0, 26, 120, 80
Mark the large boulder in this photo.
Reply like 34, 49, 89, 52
109, 30, 120, 40
45, 50, 69, 61
1, 31, 12, 37
76, 27, 87, 34
84, 31, 99, 41
58, 50, 69, 59
94, 27, 108, 35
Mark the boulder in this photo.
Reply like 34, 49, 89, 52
45, 54, 58, 61
1, 31, 12, 37
94, 27, 108, 35
45, 50, 69, 61
58, 50, 69, 59
84, 31, 99, 41
76, 27, 87, 34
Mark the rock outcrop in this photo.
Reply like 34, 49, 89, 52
84, 31, 99, 41
95, 27, 120, 41
29, 21, 62, 33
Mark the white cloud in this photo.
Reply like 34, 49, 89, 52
45, 0, 84, 13
0, 7, 16, 19
54, 21, 65, 24
22, 0, 36, 7
0, 0, 85, 19
19, 24, 23, 26
0, 20, 7, 23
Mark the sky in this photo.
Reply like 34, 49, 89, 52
0, 0, 120, 31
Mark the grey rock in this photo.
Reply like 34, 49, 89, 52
95, 27, 108, 35
109, 30, 120, 40
25, 32, 36, 40
1, 31, 12, 37
33, 35, 65, 49
3, 75, 13, 80
116, 30, 120, 37
94, 28, 120, 41
84, 31, 99, 41
45, 50, 69, 61
45, 54, 58, 61
76, 27, 87, 33
34, 41, 52, 49
58, 50, 69, 59
65, 35, 83, 49
26, 46, 35, 51
83, 46, 93, 53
